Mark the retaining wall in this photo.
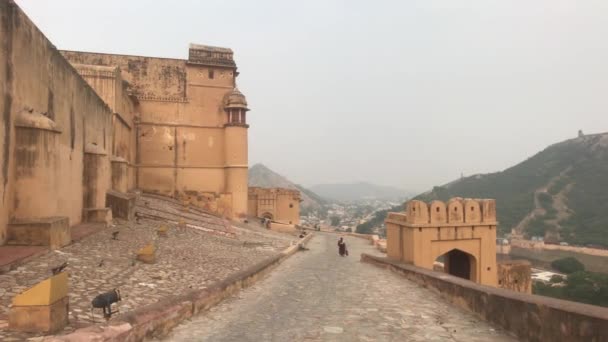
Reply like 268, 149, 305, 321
361, 253, 608, 342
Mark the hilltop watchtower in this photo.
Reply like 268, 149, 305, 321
385, 198, 498, 286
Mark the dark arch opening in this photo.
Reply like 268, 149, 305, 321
435, 249, 477, 282
446, 250, 471, 279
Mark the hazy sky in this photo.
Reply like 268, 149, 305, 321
17, 0, 608, 192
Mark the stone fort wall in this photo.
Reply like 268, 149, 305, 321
61, 46, 248, 218
0, 1, 115, 243
0, 1, 252, 245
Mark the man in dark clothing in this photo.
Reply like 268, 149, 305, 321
338, 237, 348, 257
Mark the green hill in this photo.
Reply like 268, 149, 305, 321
364, 133, 608, 247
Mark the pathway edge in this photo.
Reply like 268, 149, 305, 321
43, 233, 314, 342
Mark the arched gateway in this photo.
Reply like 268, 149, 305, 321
385, 198, 498, 287
437, 249, 477, 281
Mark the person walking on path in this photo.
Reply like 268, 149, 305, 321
338, 237, 348, 257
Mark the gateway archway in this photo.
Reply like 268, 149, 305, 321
385, 198, 498, 286
435, 249, 478, 281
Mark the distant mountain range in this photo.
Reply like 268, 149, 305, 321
248, 164, 326, 210
366, 132, 608, 247
309, 182, 409, 202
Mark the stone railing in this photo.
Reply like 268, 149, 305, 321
361, 253, 608, 342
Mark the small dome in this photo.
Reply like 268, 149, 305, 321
225, 87, 248, 110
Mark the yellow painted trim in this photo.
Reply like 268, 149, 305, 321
12, 272, 68, 306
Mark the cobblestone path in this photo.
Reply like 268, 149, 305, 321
162, 233, 517, 342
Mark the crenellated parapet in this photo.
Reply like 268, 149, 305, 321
248, 187, 301, 200
390, 198, 497, 226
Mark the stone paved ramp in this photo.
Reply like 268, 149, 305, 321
162, 233, 517, 342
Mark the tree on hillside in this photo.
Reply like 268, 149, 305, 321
551, 257, 585, 274
563, 271, 608, 307
356, 221, 373, 234
330, 216, 340, 227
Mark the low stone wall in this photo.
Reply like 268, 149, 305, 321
346, 233, 378, 240
512, 239, 608, 257
361, 253, 608, 342
510, 246, 608, 274
269, 221, 296, 233
45, 234, 314, 341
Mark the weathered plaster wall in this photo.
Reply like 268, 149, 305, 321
60, 52, 188, 101
276, 193, 300, 225
72, 64, 137, 193
0, 1, 14, 243
0, 1, 115, 243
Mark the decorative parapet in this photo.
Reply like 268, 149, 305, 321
71, 63, 119, 79
386, 198, 497, 226
248, 187, 302, 200
187, 43, 236, 68
134, 94, 189, 103
386, 212, 407, 222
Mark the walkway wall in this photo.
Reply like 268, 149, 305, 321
362, 253, 608, 342
0, 1, 115, 243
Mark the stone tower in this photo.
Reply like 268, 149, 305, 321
224, 88, 250, 218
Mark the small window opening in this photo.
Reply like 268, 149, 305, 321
208, 69, 215, 79
289, 203, 293, 208
436, 207, 440, 212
